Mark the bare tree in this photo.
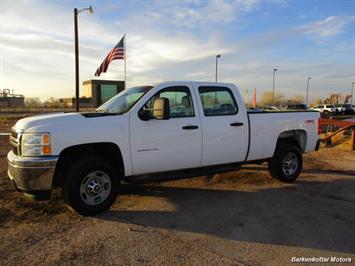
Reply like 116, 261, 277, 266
323, 93, 352, 104
286, 95, 305, 105
328, 94, 339, 104
44, 97, 61, 108
312, 98, 323, 106
259, 91, 285, 106
25, 97, 42, 108
344, 94, 352, 104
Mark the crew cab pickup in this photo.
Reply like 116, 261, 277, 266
8, 81, 320, 215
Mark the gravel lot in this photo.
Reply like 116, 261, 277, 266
0, 115, 354, 265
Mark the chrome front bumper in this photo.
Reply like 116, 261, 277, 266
7, 151, 58, 197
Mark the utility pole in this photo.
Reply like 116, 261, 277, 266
306, 77, 311, 105
272, 68, 277, 106
73, 6, 93, 112
215, 54, 221, 82
74, 8, 79, 112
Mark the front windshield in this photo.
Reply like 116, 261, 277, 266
96, 86, 153, 114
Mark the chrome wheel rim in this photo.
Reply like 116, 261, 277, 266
281, 152, 298, 176
80, 170, 111, 206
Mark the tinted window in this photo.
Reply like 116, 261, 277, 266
199, 86, 238, 116
144, 86, 194, 118
326, 105, 332, 108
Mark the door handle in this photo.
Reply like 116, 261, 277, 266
182, 125, 199, 130
230, 122, 244, 127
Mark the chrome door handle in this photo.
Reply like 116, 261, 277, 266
182, 125, 199, 130
230, 122, 244, 127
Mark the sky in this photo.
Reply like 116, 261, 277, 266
0, 0, 355, 103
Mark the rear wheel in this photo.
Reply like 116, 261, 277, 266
62, 157, 119, 216
268, 143, 303, 183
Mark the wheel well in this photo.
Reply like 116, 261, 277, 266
277, 130, 307, 152
53, 143, 124, 186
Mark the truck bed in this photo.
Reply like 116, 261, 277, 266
246, 111, 319, 161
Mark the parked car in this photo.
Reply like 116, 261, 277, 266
285, 104, 308, 111
335, 104, 354, 115
335, 104, 345, 114
8, 81, 321, 215
311, 104, 337, 116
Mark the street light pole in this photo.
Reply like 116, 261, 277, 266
272, 68, 277, 106
306, 77, 311, 105
74, 6, 93, 112
74, 8, 79, 112
215, 54, 221, 82
352, 82, 355, 105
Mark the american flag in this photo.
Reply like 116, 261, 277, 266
95, 36, 125, 76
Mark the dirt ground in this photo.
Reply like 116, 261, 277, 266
0, 115, 354, 265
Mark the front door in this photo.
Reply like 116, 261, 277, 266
130, 85, 202, 175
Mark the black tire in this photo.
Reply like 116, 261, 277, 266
268, 142, 303, 183
323, 110, 329, 117
62, 157, 119, 216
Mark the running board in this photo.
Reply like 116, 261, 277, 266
124, 163, 243, 184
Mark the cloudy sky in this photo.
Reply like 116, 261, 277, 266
1, 0, 354, 102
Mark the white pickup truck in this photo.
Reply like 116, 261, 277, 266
8, 81, 320, 215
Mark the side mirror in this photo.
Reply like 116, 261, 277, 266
152, 97, 170, 120
138, 108, 151, 121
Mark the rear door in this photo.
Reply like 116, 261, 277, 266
129, 84, 202, 175
193, 84, 249, 166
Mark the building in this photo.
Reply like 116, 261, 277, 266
58, 98, 93, 108
0, 89, 25, 107
82, 79, 124, 107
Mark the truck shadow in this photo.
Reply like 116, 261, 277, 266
242, 166, 355, 177
97, 178, 355, 254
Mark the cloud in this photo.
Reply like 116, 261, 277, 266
125, 0, 262, 28
185, 72, 208, 78
1, 0, 232, 86
299, 16, 355, 38
0, 0, 354, 103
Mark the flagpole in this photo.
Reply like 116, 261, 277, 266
124, 34, 126, 89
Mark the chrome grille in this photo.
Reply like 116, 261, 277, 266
9, 129, 20, 155
10, 131, 18, 143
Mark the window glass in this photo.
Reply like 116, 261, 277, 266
199, 86, 238, 116
100, 85, 117, 103
326, 105, 332, 108
144, 86, 194, 118
96, 86, 152, 114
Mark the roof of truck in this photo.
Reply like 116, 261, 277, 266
154, 81, 236, 87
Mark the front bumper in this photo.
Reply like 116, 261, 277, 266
7, 150, 58, 199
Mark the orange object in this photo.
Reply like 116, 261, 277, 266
42, 134, 50, 144
319, 118, 355, 151
42, 145, 51, 155
252, 88, 256, 108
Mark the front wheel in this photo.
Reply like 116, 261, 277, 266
268, 143, 303, 183
322, 110, 330, 117
62, 157, 119, 216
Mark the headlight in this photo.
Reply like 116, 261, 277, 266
21, 133, 51, 156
